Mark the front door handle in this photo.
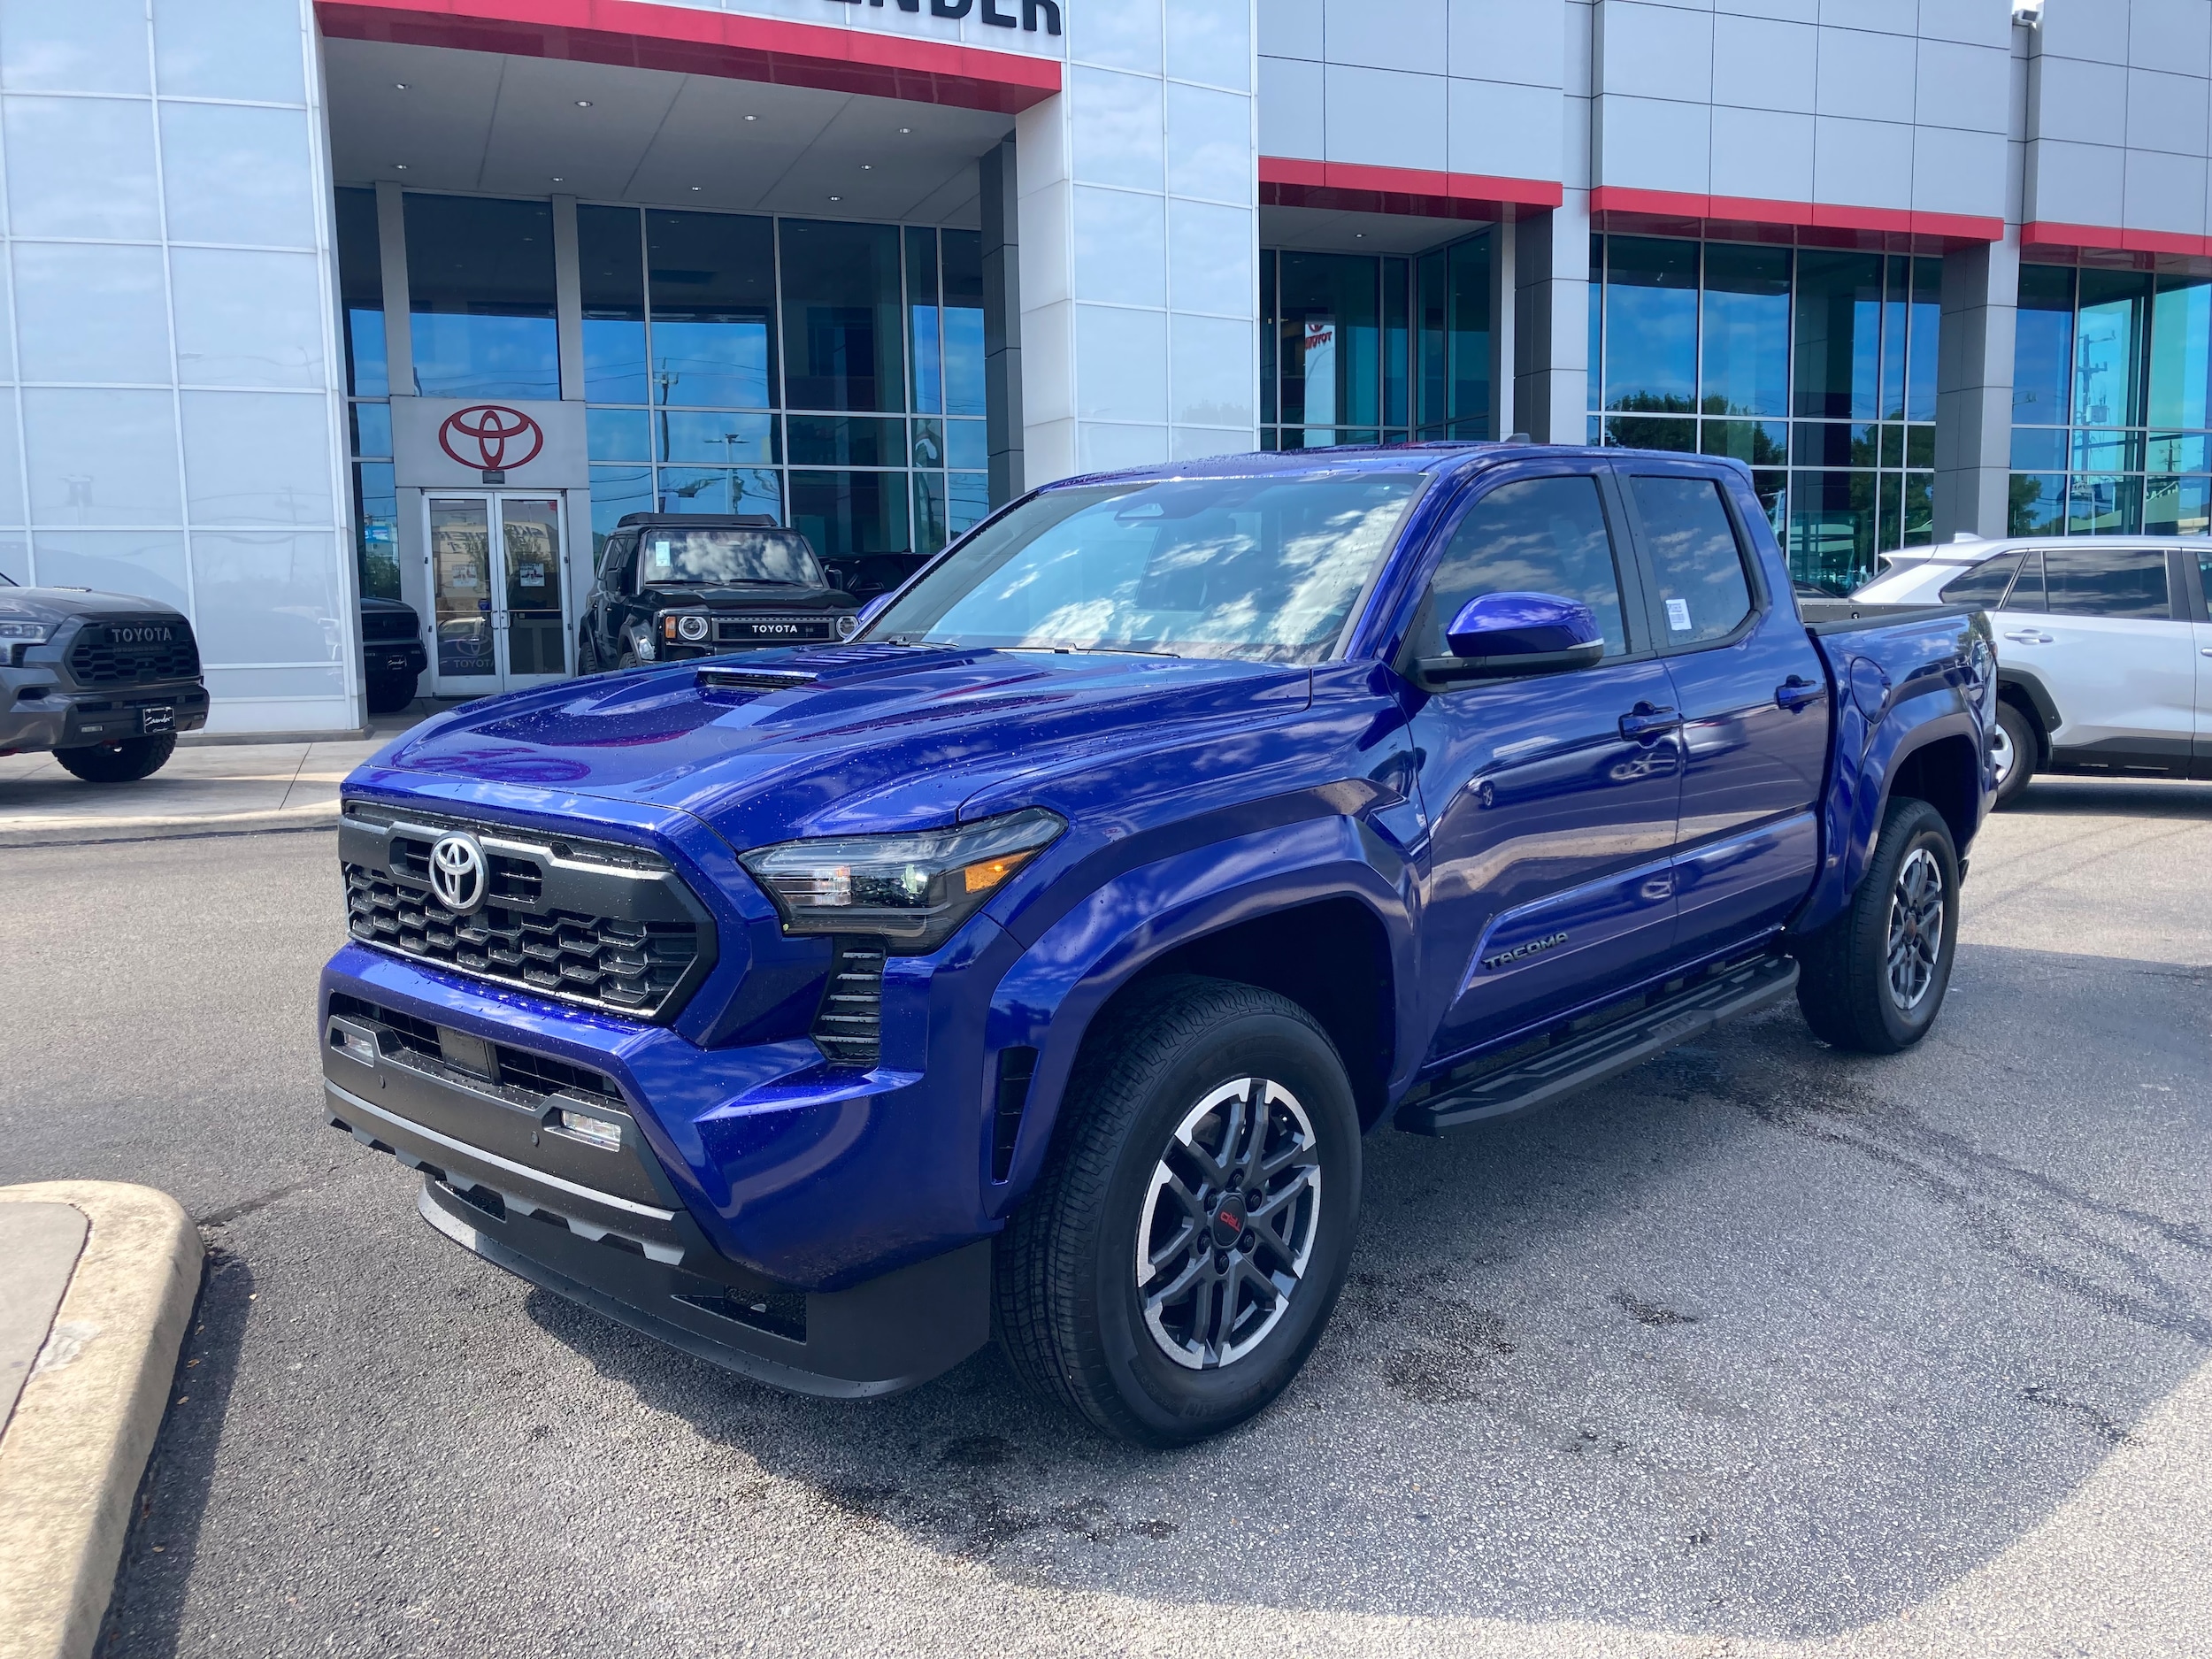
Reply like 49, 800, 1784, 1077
2004, 630, 2055, 645
1619, 703, 1682, 741
1776, 675, 1827, 712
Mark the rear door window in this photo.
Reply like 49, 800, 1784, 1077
2040, 548, 2173, 619
1410, 474, 1631, 661
1938, 553, 2023, 608
1629, 474, 1755, 645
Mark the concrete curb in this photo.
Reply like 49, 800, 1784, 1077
0, 1183, 203, 1659
0, 803, 339, 849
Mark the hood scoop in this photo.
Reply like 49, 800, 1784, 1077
695, 665, 819, 694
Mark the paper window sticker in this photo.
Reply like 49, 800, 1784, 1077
1666, 597, 1693, 631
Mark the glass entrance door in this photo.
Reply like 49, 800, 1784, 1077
426, 495, 570, 696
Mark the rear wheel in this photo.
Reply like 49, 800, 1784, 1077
1991, 699, 2038, 808
54, 733, 177, 783
1793, 797, 1960, 1053
995, 976, 1361, 1447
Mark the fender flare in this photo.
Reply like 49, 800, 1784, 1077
1995, 664, 2062, 754
979, 814, 1414, 1210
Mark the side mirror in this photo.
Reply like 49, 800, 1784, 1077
1421, 591, 1605, 684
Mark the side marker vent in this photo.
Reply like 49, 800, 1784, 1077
992, 1048, 1039, 1183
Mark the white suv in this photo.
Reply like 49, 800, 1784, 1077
1850, 536, 2212, 805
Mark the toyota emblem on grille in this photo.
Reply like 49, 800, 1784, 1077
428, 833, 488, 914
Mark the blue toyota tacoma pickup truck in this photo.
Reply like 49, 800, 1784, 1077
320, 444, 1994, 1445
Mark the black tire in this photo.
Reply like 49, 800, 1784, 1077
616, 644, 641, 671
1992, 699, 2038, 808
578, 634, 603, 675
1793, 797, 1960, 1054
53, 733, 177, 783
365, 672, 417, 715
995, 975, 1362, 1447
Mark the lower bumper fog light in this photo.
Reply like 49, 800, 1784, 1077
557, 1109, 623, 1151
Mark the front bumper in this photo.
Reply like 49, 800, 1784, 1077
365, 642, 427, 680
320, 997, 992, 1396
0, 675, 209, 753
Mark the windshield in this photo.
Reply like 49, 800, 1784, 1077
635, 527, 825, 588
869, 472, 1423, 664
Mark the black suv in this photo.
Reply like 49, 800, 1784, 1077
0, 572, 209, 780
361, 596, 429, 715
578, 515, 869, 670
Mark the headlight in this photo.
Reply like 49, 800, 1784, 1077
836, 613, 859, 639
673, 614, 710, 643
0, 621, 49, 643
740, 808, 1066, 951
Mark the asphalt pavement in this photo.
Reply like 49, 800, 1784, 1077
0, 778, 2207, 1657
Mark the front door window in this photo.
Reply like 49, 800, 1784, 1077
427, 494, 571, 695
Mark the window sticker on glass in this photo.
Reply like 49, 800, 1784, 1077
518, 563, 546, 588
1665, 596, 1693, 631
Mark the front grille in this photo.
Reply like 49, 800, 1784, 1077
714, 614, 837, 645
810, 938, 887, 1069
329, 992, 624, 1104
337, 804, 714, 1023
362, 612, 418, 642
344, 866, 699, 1016
69, 619, 200, 686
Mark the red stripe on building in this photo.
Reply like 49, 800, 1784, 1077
315, 0, 1064, 115
2022, 220, 2212, 258
1591, 185, 2001, 249
1259, 157, 1563, 223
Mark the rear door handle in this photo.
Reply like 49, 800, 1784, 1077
1776, 675, 1826, 711
1619, 703, 1682, 741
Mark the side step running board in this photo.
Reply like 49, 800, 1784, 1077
1395, 955, 1801, 1137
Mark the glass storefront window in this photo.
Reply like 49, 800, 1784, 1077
789, 468, 909, 557
1793, 251, 1883, 421
1592, 234, 1938, 584
1701, 244, 1789, 419
579, 204, 648, 405
1603, 236, 1698, 425
942, 229, 987, 419
2149, 276, 2212, 431
354, 461, 398, 600
649, 211, 776, 411
781, 219, 902, 414
2073, 271, 2151, 429
405, 194, 560, 400
2010, 257, 2212, 539
334, 187, 386, 398
1279, 251, 1381, 443
907, 227, 942, 418
1259, 236, 1485, 452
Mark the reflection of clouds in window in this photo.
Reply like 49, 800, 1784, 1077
883, 476, 1420, 663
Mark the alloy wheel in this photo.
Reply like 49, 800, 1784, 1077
1989, 721, 2014, 787
1135, 1077, 1322, 1371
1886, 847, 1946, 1011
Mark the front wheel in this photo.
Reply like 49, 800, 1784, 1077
54, 733, 177, 783
1793, 796, 1960, 1053
995, 976, 1362, 1447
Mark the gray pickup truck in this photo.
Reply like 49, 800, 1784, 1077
0, 573, 209, 780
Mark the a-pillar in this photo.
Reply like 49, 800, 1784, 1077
1013, 2, 1262, 487
1935, 233, 2020, 541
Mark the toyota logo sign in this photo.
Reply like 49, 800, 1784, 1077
428, 832, 489, 915
438, 404, 544, 473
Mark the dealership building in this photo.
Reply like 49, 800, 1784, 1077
0, 0, 2206, 733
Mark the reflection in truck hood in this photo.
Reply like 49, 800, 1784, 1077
376, 642, 1313, 853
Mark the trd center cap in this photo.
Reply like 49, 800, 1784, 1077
1210, 1194, 1248, 1249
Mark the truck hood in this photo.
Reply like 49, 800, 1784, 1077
371, 642, 1313, 851
0, 586, 188, 624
